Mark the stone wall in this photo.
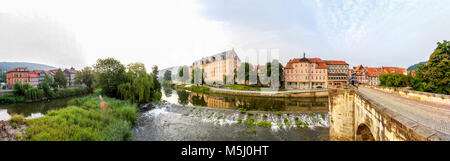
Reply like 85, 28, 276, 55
209, 87, 329, 98
329, 88, 449, 141
363, 85, 450, 106
328, 89, 355, 141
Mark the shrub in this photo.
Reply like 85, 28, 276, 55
24, 87, 44, 100
276, 111, 282, 116
24, 95, 137, 141
244, 119, 255, 126
256, 120, 272, 128
0, 95, 19, 104
9, 114, 24, 128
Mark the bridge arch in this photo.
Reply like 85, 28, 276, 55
356, 124, 375, 141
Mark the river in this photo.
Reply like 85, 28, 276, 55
132, 88, 330, 141
0, 96, 83, 121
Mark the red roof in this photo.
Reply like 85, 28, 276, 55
7, 67, 28, 73
284, 58, 328, 69
325, 60, 348, 65
381, 67, 406, 75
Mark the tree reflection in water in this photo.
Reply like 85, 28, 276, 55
176, 90, 189, 105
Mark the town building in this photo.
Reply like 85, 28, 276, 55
351, 65, 406, 86
6, 67, 29, 89
190, 49, 241, 85
325, 60, 349, 88
5, 67, 80, 89
284, 54, 328, 89
28, 71, 40, 87
64, 68, 79, 87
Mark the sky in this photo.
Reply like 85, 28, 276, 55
0, 0, 449, 70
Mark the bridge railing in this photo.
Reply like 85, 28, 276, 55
361, 85, 450, 106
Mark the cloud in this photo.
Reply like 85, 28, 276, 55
0, 13, 86, 69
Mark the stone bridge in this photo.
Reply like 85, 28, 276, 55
329, 86, 450, 141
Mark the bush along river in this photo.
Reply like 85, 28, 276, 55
132, 88, 330, 141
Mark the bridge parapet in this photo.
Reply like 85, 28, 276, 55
329, 88, 450, 141
362, 85, 450, 106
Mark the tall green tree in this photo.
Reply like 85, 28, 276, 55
151, 65, 162, 101
93, 58, 126, 98
178, 66, 189, 83
237, 62, 253, 85
54, 69, 68, 88
118, 63, 154, 103
75, 67, 94, 89
13, 82, 33, 96
414, 40, 450, 94
164, 70, 172, 81
40, 74, 56, 97
265, 60, 284, 89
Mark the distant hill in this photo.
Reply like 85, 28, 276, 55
407, 61, 427, 71
0, 62, 57, 72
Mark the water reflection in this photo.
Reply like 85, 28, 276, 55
169, 89, 328, 112
176, 90, 190, 106
0, 96, 83, 121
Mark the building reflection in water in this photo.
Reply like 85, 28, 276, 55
177, 90, 328, 112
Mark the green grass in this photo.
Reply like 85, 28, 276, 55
256, 120, 272, 128
9, 114, 24, 128
238, 108, 247, 114
284, 117, 291, 127
296, 120, 308, 129
22, 95, 137, 141
263, 114, 268, 118
237, 119, 242, 124
247, 112, 254, 116
174, 85, 211, 94
243, 119, 255, 126
226, 85, 261, 91
276, 111, 282, 116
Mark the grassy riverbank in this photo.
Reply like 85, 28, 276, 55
0, 87, 91, 104
20, 95, 137, 141
226, 84, 261, 91
174, 84, 211, 94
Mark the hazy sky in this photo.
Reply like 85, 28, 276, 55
0, 0, 449, 70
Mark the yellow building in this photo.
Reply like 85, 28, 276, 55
190, 49, 241, 85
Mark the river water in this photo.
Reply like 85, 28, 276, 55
0, 96, 83, 121
132, 88, 330, 141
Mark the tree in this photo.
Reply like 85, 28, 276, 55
118, 63, 155, 103
413, 40, 449, 94
151, 65, 162, 101
178, 66, 189, 83
75, 67, 94, 89
237, 62, 253, 85
191, 67, 203, 85
13, 82, 33, 96
54, 69, 68, 88
93, 58, 126, 98
164, 70, 172, 81
379, 73, 409, 87
40, 74, 56, 98
267, 60, 284, 89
